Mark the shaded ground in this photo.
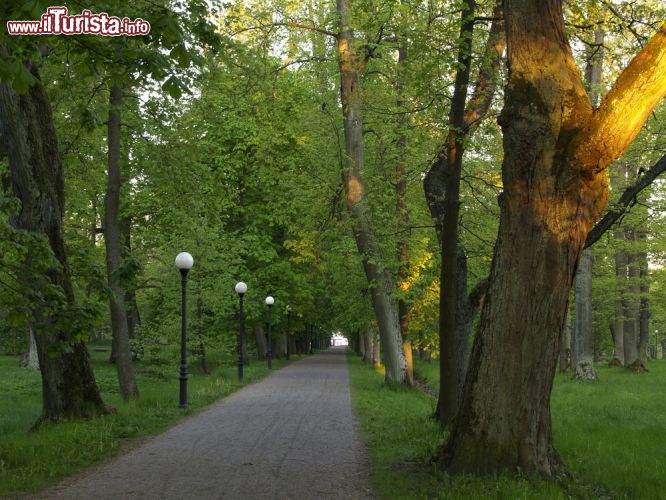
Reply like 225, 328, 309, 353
35, 347, 372, 499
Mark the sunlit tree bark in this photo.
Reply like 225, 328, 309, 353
436, 1, 666, 476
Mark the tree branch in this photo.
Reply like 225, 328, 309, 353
585, 153, 666, 248
575, 23, 666, 173
462, 0, 505, 131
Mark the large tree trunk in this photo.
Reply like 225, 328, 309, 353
0, 61, 110, 423
572, 248, 597, 380
105, 85, 138, 400
336, 0, 406, 383
435, 1, 666, 477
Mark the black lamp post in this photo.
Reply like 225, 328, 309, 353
265, 296, 274, 369
235, 281, 247, 380
286, 305, 291, 360
175, 252, 194, 409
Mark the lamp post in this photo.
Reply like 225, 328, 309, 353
265, 296, 274, 369
235, 281, 247, 380
286, 305, 291, 360
175, 252, 194, 409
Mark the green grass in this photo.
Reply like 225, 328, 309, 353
350, 356, 666, 499
0, 348, 300, 496
553, 364, 666, 499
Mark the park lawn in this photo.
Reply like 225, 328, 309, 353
349, 355, 666, 499
0, 347, 297, 497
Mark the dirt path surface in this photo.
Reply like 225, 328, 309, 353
37, 347, 373, 499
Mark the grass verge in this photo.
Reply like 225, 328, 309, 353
0, 348, 300, 496
407, 357, 666, 498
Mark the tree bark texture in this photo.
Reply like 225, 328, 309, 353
372, 328, 381, 369
0, 63, 109, 423
559, 309, 571, 373
436, 3, 666, 477
120, 213, 139, 340
105, 85, 138, 401
573, 248, 596, 379
623, 229, 643, 370
336, 0, 406, 383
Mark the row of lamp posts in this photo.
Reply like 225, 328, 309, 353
175, 253, 324, 408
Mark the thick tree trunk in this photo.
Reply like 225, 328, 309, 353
336, 0, 406, 383
105, 85, 138, 401
437, 0, 605, 476
0, 62, 110, 423
120, 214, 139, 340
437, 3, 666, 477
572, 248, 597, 380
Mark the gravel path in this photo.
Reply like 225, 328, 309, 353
37, 347, 373, 499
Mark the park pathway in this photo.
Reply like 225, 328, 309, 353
37, 347, 373, 499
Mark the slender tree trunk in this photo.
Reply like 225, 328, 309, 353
364, 331, 373, 363
336, 0, 406, 383
104, 85, 138, 401
573, 249, 597, 379
26, 326, 40, 369
423, 0, 504, 424
0, 60, 110, 423
372, 328, 381, 369
637, 227, 650, 363
572, 27, 604, 381
120, 214, 139, 340
611, 226, 627, 367
395, 42, 414, 387
195, 296, 210, 374
623, 229, 643, 370
559, 309, 571, 373
254, 323, 267, 360
439, 1, 602, 476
